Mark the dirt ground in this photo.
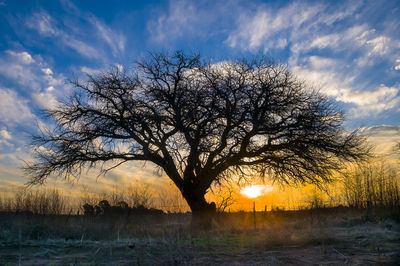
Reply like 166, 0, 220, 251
1, 221, 399, 265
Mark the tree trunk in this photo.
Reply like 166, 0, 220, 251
183, 190, 216, 231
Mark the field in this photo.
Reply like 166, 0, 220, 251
1, 208, 399, 265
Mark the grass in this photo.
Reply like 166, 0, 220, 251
1, 207, 399, 265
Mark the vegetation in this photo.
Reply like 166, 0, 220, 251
24, 51, 369, 228
1, 205, 399, 265
1, 162, 400, 264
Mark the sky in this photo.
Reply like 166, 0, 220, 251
0, 0, 399, 200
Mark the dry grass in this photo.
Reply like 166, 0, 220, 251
1, 208, 399, 265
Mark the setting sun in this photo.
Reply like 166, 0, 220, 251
240, 185, 273, 198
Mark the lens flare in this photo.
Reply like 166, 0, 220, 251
240, 185, 273, 198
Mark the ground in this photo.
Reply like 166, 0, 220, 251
1, 210, 399, 265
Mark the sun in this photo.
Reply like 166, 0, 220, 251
240, 185, 273, 198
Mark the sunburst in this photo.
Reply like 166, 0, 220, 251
240, 185, 273, 198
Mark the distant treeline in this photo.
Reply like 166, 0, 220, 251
82, 200, 164, 216
343, 163, 399, 209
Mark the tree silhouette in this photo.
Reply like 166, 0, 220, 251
25, 51, 369, 229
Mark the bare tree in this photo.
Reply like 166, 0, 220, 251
25, 51, 369, 229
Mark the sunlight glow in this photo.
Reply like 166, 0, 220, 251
240, 185, 273, 198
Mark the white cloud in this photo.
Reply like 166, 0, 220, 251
26, 11, 102, 60
343, 86, 399, 117
88, 16, 126, 56
0, 50, 67, 113
307, 56, 337, 70
81, 66, 101, 75
366, 36, 391, 56
292, 62, 400, 118
0, 128, 13, 149
115, 64, 123, 72
395, 59, 400, 70
26, 10, 59, 36
6, 50, 34, 64
0, 61, 37, 88
149, 0, 197, 42
0, 88, 34, 124
226, 1, 360, 52
0, 128, 12, 140
41, 68, 53, 75
65, 38, 100, 59
0, 50, 64, 85
148, 0, 223, 43
32, 91, 58, 109
310, 34, 340, 49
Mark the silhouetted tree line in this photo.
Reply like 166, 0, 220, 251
343, 163, 400, 209
82, 199, 164, 217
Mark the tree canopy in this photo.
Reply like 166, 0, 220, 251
25, 51, 369, 227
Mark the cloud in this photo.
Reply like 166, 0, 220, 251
32, 91, 58, 109
0, 88, 34, 124
0, 50, 65, 90
65, 38, 101, 59
87, 16, 126, 56
0, 52, 40, 89
0, 128, 13, 149
80, 66, 101, 75
310, 34, 340, 49
41, 68, 53, 75
80, 63, 123, 76
395, 59, 400, 70
6, 50, 35, 64
226, 1, 361, 52
0, 128, 12, 140
147, 0, 235, 43
25, 2, 126, 59
366, 36, 391, 56
26, 10, 60, 36
360, 125, 400, 155
148, 0, 199, 42
0, 50, 66, 114
292, 58, 400, 118
343, 86, 399, 117
25, 10, 102, 59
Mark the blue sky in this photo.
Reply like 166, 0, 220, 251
0, 0, 399, 194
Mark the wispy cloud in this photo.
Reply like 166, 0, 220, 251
26, 10, 60, 36
226, 1, 361, 52
147, 0, 236, 43
66, 38, 101, 59
61, 0, 126, 57
148, 0, 198, 42
24, 7, 125, 60
87, 16, 126, 56
25, 10, 101, 59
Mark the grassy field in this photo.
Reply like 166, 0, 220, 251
1, 208, 399, 265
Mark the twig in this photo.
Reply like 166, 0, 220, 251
332, 246, 348, 264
